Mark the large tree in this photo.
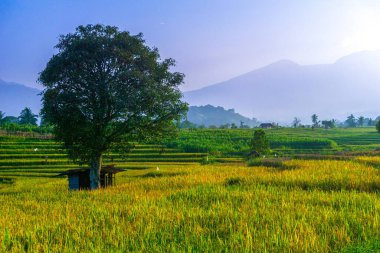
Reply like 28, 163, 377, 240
39, 24, 188, 189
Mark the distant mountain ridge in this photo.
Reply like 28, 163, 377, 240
186, 105, 258, 127
2, 50, 380, 123
0, 79, 41, 117
184, 50, 380, 122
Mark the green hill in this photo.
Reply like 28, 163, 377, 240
186, 105, 259, 127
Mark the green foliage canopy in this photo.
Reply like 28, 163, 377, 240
311, 114, 319, 128
39, 24, 187, 189
345, 114, 357, 127
321, 119, 336, 129
18, 107, 38, 126
0, 111, 4, 125
376, 120, 380, 133
357, 116, 365, 127
249, 129, 270, 156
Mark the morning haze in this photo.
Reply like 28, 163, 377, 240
1, 0, 380, 122
2, 1, 380, 252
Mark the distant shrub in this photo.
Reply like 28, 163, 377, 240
142, 172, 164, 178
224, 177, 244, 186
249, 129, 270, 157
0, 178, 14, 184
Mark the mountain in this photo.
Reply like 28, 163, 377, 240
0, 79, 41, 117
186, 105, 259, 127
184, 51, 380, 123
2, 50, 380, 123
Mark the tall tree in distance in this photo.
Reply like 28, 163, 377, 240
311, 114, 319, 128
292, 117, 301, 128
249, 129, 270, 157
357, 116, 365, 127
18, 107, 38, 125
321, 119, 336, 129
39, 24, 188, 189
345, 114, 357, 127
376, 120, 380, 133
0, 111, 4, 125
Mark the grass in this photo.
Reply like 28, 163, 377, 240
247, 157, 291, 169
165, 127, 380, 156
1, 129, 380, 251
0, 137, 208, 177
0, 160, 379, 252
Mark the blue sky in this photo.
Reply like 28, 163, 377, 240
2, 0, 380, 91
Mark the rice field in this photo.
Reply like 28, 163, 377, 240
0, 136, 212, 178
0, 160, 380, 252
0, 129, 380, 252
166, 127, 380, 156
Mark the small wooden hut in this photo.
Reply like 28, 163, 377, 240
259, 123, 275, 129
59, 165, 125, 190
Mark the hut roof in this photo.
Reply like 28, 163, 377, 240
259, 123, 275, 128
58, 166, 125, 176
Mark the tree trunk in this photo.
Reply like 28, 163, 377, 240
90, 154, 102, 190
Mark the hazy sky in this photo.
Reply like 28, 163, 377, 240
2, 0, 380, 91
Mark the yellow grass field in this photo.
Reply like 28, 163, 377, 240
0, 158, 379, 252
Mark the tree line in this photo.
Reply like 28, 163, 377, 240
292, 114, 379, 129
180, 113, 380, 130
0, 107, 52, 134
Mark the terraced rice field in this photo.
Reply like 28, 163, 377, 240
0, 136, 209, 178
167, 127, 380, 156
0, 159, 380, 252
1, 129, 380, 252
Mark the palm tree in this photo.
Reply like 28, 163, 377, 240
292, 117, 301, 128
345, 114, 357, 127
18, 107, 38, 126
357, 116, 365, 127
311, 114, 319, 128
